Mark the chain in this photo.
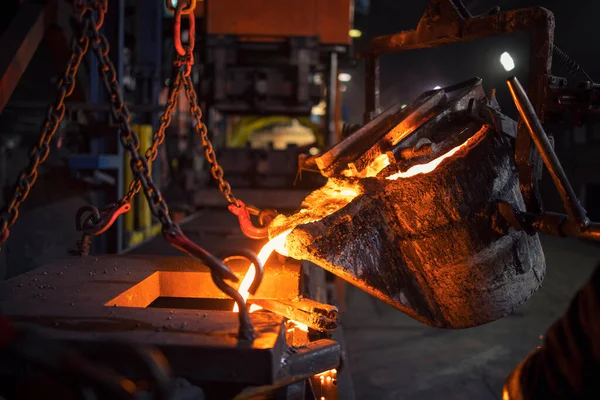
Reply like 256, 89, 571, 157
0, 7, 92, 246
121, 68, 184, 205
165, 0, 239, 207
182, 75, 240, 207
86, 5, 238, 283
87, 20, 174, 229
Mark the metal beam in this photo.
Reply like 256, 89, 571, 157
360, 0, 555, 213
0, 0, 57, 114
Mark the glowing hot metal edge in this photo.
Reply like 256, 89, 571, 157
232, 230, 292, 312
233, 132, 477, 333
386, 137, 473, 180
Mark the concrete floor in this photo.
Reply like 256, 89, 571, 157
130, 211, 600, 400
342, 236, 600, 400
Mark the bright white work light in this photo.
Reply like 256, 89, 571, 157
338, 73, 352, 82
500, 52, 515, 72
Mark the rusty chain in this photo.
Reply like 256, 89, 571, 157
87, 12, 173, 229
166, 0, 276, 240
0, 2, 95, 246
182, 75, 240, 207
120, 68, 184, 206
75, 7, 184, 245
0, 0, 268, 248
168, 0, 239, 207
86, 2, 237, 281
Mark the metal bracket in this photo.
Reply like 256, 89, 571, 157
360, 0, 555, 213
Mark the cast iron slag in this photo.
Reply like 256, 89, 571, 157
271, 78, 546, 329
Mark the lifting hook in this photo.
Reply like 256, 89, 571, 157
76, 203, 131, 236
163, 224, 238, 282
72, 203, 131, 256
214, 249, 265, 341
228, 200, 278, 240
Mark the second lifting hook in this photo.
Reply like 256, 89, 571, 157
228, 200, 278, 240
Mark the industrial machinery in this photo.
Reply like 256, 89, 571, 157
2, 0, 600, 399
0, 1, 349, 399
192, 0, 354, 205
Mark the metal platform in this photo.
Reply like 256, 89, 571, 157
0, 253, 340, 395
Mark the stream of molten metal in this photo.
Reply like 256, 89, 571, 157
386, 138, 471, 180
233, 136, 473, 321
232, 230, 291, 312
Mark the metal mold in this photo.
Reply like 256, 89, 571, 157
0, 255, 342, 388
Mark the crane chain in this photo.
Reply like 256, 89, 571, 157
121, 68, 184, 205
85, 3, 237, 282
0, 5, 93, 246
87, 17, 174, 229
182, 75, 240, 207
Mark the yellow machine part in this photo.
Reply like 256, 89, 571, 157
124, 125, 161, 249
229, 116, 324, 148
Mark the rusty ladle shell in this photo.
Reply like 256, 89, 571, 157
272, 125, 545, 329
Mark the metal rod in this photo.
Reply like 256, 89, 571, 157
532, 214, 600, 241
364, 55, 380, 124
316, 101, 405, 172
250, 298, 339, 332
0, 1, 56, 114
507, 76, 589, 230
326, 52, 338, 148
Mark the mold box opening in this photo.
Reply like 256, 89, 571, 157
105, 271, 239, 310
147, 297, 235, 310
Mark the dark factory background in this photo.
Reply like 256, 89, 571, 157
1, 1, 600, 399
1, 0, 599, 278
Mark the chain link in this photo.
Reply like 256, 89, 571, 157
182, 75, 240, 207
0, 13, 91, 245
165, 0, 240, 208
121, 68, 184, 205
146, 70, 183, 164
